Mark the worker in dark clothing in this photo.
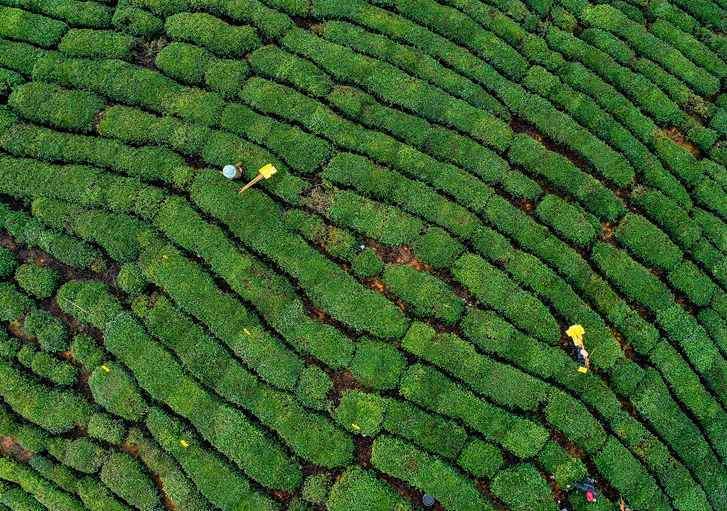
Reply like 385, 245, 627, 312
567, 475, 599, 502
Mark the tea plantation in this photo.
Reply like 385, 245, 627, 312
0, 0, 727, 509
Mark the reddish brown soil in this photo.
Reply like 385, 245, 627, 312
330, 370, 370, 407
663, 127, 704, 159
0, 436, 33, 463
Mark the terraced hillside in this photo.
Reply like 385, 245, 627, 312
1, 0, 727, 509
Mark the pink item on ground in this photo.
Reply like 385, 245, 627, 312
586, 491, 595, 502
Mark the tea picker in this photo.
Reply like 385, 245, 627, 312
221, 163, 278, 193
566, 324, 590, 372
567, 475, 598, 502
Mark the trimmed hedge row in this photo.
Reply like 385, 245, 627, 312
508, 134, 625, 221
47, 437, 106, 475
613, 213, 683, 271
383, 265, 464, 324
326, 466, 410, 511
0, 156, 165, 221
0, 39, 51, 76
221, 103, 331, 174
14, 263, 58, 299
0, 6, 68, 47
0, 357, 95, 434
8, 81, 104, 133
631, 187, 702, 249
399, 364, 549, 457
282, 28, 513, 153
111, 6, 163, 37
580, 5, 720, 96
631, 366, 727, 509
285, 209, 358, 262
32, 55, 225, 127
328, 83, 510, 184
88, 362, 147, 421
58, 29, 136, 61
21, 309, 68, 352
0, 0, 112, 28
96, 104, 212, 157
100, 452, 161, 511
1, 121, 187, 185
103, 311, 303, 491
323, 152, 481, 239
371, 435, 494, 511
0, 458, 84, 511
241, 78, 496, 213
124, 428, 213, 511
31, 199, 151, 263
152, 195, 355, 369
190, 173, 410, 340
0, 401, 49, 453
165, 12, 260, 58
137, 293, 354, 468
248, 44, 333, 97
402, 322, 551, 412
321, 20, 506, 117
16, 343, 77, 386
490, 463, 555, 511
146, 407, 278, 511
535, 194, 598, 248
453, 253, 560, 345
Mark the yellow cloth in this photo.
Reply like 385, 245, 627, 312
566, 324, 585, 347
259, 164, 278, 179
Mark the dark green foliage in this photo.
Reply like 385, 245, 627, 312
248, 45, 333, 97
0, 67, 25, 98
371, 435, 493, 511
327, 466, 410, 511
383, 264, 464, 324
32, 55, 224, 127
613, 213, 683, 271
0, 247, 17, 279
0, 457, 84, 511
8, 82, 104, 133
400, 364, 548, 457
0, 39, 50, 76
295, 364, 331, 410
88, 362, 148, 421
284, 209, 358, 261
351, 248, 383, 279
220, 103, 329, 173
14, 264, 58, 299
87, 413, 126, 445
0, 401, 49, 453
0, 357, 95, 434
1, 0, 113, 29
70, 334, 105, 369
508, 134, 624, 221
334, 390, 386, 436
0, 6, 69, 48
25, 349, 77, 386
0, 486, 44, 511
668, 260, 715, 306
302, 474, 331, 505
502, 169, 542, 201
112, 6, 163, 37
491, 464, 556, 511
535, 194, 597, 248
155, 42, 214, 84
100, 452, 161, 511
48, 437, 107, 474
116, 263, 146, 295
165, 12, 260, 57
590, 242, 673, 313
411, 227, 464, 268
57, 281, 123, 330
146, 407, 278, 511
204, 59, 250, 100
97, 105, 211, 157
453, 253, 559, 345
537, 440, 586, 487
349, 338, 405, 391
76, 476, 137, 511
545, 390, 607, 453
59, 29, 136, 60
631, 187, 701, 249
456, 438, 503, 478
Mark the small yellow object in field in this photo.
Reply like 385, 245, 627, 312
101, 365, 110, 372
180, 440, 189, 447
244, 328, 251, 335
351, 423, 360, 430
238, 164, 278, 194
566, 324, 585, 347
163, 255, 168, 259
578, 366, 588, 373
